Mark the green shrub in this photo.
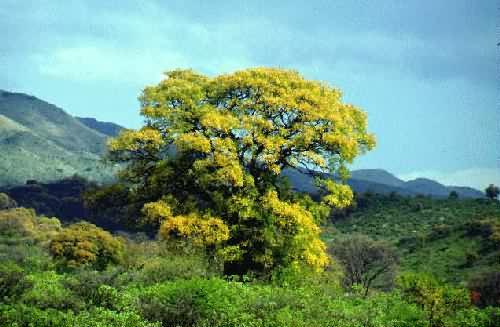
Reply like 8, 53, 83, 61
21, 271, 83, 311
133, 254, 216, 285
0, 262, 32, 302
398, 272, 471, 327
0, 304, 160, 327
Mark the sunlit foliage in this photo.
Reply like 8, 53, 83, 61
49, 222, 124, 270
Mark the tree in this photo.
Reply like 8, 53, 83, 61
330, 234, 399, 296
108, 68, 375, 276
485, 184, 500, 201
448, 191, 458, 200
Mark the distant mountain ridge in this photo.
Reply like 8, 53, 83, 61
0, 90, 119, 186
76, 117, 123, 137
283, 168, 484, 199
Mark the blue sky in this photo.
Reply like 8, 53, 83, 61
1, 0, 498, 189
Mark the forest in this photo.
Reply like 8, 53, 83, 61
1, 68, 499, 327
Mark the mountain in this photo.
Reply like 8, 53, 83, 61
283, 168, 484, 199
76, 117, 124, 137
0, 90, 115, 186
447, 186, 484, 198
403, 178, 451, 197
350, 169, 405, 188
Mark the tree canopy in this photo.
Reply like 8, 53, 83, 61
108, 68, 375, 276
485, 184, 500, 201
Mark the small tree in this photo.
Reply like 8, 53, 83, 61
485, 184, 500, 200
330, 234, 399, 296
448, 191, 459, 200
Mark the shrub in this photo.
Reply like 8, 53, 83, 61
0, 262, 32, 302
49, 222, 124, 270
21, 271, 83, 311
0, 304, 160, 327
63, 267, 131, 309
398, 272, 470, 327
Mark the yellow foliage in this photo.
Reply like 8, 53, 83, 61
175, 133, 211, 153
107, 67, 376, 275
262, 190, 329, 270
321, 180, 354, 209
108, 127, 164, 153
159, 214, 229, 246
49, 222, 124, 269
142, 200, 173, 225
200, 110, 240, 133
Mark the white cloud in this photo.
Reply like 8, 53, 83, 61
398, 168, 500, 190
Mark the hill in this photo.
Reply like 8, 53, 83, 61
330, 194, 500, 284
0, 90, 116, 186
76, 117, 124, 137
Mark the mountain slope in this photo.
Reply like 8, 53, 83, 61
76, 117, 124, 137
0, 90, 106, 154
0, 90, 115, 186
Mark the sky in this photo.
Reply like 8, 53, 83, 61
1, 0, 498, 190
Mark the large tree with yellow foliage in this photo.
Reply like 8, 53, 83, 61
108, 68, 375, 276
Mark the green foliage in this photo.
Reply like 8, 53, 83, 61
333, 195, 500, 282
398, 272, 471, 327
0, 304, 160, 327
130, 277, 428, 327
0, 262, 32, 302
21, 271, 83, 311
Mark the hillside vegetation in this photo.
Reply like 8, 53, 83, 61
332, 194, 500, 284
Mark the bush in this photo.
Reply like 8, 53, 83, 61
49, 222, 124, 270
63, 267, 131, 309
398, 272, 471, 327
0, 304, 160, 327
0, 262, 32, 302
21, 271, 83, 311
